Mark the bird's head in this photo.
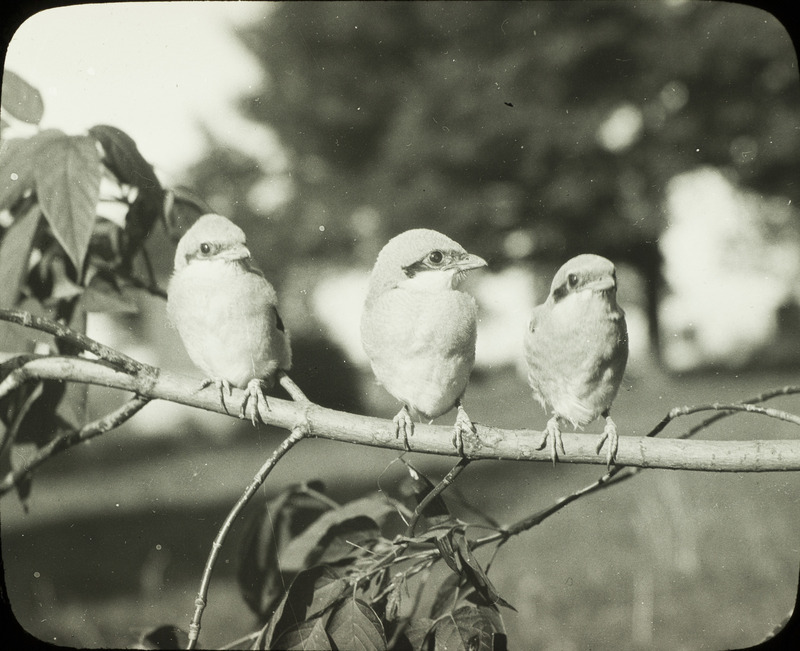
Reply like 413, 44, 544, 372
549, 254, 618, 304
173, 214, 252, 272
366, 228, 487, 299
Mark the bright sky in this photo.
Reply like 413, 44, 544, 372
4, 2, 277, 181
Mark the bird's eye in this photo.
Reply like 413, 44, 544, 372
567, 273, 579, 288
427, 250, 444, 265
199, 242, 212, 255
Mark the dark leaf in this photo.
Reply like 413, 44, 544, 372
162, 185, 213, 239
238, 482, 332, 619
280, 495, 394, 572
34, 134, 102, 274
453, 534, 516, 612
136, 624, 189, 650
327, 598, 387, 651
270, 616, 332, 651
90, 125, 164, 265
79, 272, 139, 314
432, 605, 505, 651
259, 565, 348, 648
434, 528, 463, 575
399, 458, 450, 521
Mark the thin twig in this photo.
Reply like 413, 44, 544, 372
186, 424, 309, 650
405, 458, 471, 537
0, 395, 150, 496
278, 371, 310, 402
0, 309, 148, 375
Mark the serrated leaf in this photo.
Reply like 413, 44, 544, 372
327, 599, 387, 651
433, 605, 505, 651
34, 134, 102, 274
1, 70, 44, 125
271, 616, 332, 651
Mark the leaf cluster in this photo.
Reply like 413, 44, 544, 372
230, 473, 510, 651
0, 72, 207, 504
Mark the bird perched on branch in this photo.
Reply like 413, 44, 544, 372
361, 228, 487, 454
524, 254, 628, 467
167, 214, 291, 424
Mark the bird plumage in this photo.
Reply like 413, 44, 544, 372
524, 254, 628, 465
361, 229, 487, 452
167, 214, 291, 423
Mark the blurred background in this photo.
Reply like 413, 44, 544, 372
2, 2, 799, 649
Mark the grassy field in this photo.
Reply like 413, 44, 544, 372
2, 365, 799, 649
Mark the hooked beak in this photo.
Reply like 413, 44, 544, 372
452, 253, 488, 272
584, 275, 616, 292
219, 243, 251, 262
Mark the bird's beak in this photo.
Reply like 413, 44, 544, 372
452, 253, 488, 272
220, 244, 251, 262
584, 275, 616, 292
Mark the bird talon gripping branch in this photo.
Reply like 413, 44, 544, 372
361, 229, 487, 457
393, 405, 415, 450
452, 401, 476, 456
167, 214, 292, 427
525, 254, 628, 467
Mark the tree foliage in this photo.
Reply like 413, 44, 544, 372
191, 1, 800, 272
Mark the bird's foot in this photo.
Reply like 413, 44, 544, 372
536, 416, 565, 465
596, 414, 619, 469
240, 378, 270, 426
452, 403, 477, 456
199, 378, 233, 414
393, 405, 414, 451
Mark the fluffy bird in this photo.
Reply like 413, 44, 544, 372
524, 254, 628, 467
167, 214, 291, 424
361, 228, 487, 454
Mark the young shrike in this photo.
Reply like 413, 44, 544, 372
361, 228, 487, 455
167, 214, 291, 425
524, 254, 628, 467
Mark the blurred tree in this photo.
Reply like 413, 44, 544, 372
187, 1, 800, 351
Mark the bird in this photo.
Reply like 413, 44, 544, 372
361, 228, 487, 454
524, 254, 628, 467
167, 213, 291, 425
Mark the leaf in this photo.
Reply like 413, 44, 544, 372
34, 133, 102, 274
259, 565, 349, 649
430, 572, 462, 619
136, 624, 189, 650
403, 617, 436, 651
270, 616, 332, 651
279, 495, 395, 572
0, 130, 65, 210
327, 598, 387, 651
434, 528, 463, 575
0, 204, 41, 307
238, 482, 332, 619
432, 605, 506, 651
78, 272, 138, 314
1, 70, 44, 124
89, 125, 164, 262
452, 534, 516, 612
399, 458, 450, 522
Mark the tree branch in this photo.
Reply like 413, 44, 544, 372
1, 354, 799, 472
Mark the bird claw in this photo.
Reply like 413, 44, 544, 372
393, 406, 414, 450
452, 403, 476, 456
199, 378, 234, 414
240, 378, 270, 426
537, 416, 565, 465
596, 414, 619, 469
